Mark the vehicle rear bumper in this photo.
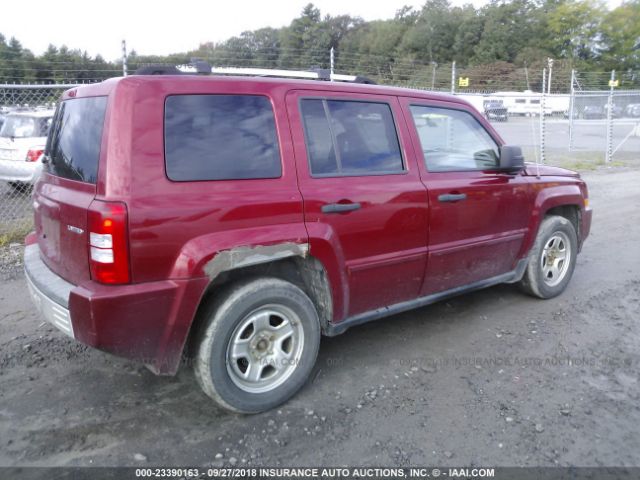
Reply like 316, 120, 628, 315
24, 244, 209, 374
25, 252, 75, 337
0, 159, 40, 183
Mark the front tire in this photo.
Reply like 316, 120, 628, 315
194, 277, 321, 414
519, 215, 578, 299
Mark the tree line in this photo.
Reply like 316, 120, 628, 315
1, 0, 639, 90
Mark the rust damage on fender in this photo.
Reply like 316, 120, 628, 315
203, 242, 310, 280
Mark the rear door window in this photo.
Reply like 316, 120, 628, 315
46, 96, 108, 184
300, 99, 404, 176
164, 95, 281, 181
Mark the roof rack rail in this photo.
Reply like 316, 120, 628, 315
134, 65, 183, 75
174, 64, 376, 84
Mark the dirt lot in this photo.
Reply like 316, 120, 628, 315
1, 168, 639, 469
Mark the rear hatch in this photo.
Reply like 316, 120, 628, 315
34, 96, 108, 285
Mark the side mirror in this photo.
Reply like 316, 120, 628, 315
499, 145, 524, 172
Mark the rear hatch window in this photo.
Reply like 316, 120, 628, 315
45, 96, 108, 184
0, 115, 51, 138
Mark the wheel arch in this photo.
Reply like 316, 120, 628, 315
185, 253, 335, 360
545, 204, 581, 246
519, 184, 585, 259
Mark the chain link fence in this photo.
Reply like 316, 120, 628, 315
0, 61, 639, 259
0, 84, 77, 249
569, 90, 640, 162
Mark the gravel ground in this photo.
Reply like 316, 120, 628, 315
0, 167, 639, 469
0, 243, 25, 281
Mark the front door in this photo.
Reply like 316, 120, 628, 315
286, 90, 429, 317
400, 98, 533, 295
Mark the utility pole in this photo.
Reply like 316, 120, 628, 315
524, 61, 531, 90
330, 47, 335, 76
451, 61, 456, 95
122, 40, 128, 77
431, 62, 438, 90
547, 58, 554, 94
568, 69, 576, 152
605, 70, 616, 163
540, 68, 547, 165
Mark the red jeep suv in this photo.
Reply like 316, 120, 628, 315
24, 70, 592, 413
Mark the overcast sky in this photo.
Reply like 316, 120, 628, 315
2, 0, 625, 62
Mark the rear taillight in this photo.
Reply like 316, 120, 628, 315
88, 200, 130, 284
26, 148, 44, 162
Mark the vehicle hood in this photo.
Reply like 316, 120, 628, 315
522, 163, 580, 177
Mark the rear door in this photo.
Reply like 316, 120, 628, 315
34, 96, 108, 284
400, 97, 532, 294
286, 90, 429, 317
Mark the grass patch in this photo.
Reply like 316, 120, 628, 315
0, 221, 33, 247
545, 151, 633, 172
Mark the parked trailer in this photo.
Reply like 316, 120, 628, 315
457, 91, 570, 117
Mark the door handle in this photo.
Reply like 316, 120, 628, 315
321, 202, 361, 214
438, 193, 467, 203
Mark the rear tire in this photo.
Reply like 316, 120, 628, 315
193, 277, 321, 414
519, 215, 578, 299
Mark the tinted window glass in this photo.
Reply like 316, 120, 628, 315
299, 99, 337, 175
46, 96, 107, 184
409, 106, 499, 172
300, 99, 403, 176
164, 95, 281, 181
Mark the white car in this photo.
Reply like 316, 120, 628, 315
0, 109, 54, 190
625, 103, 640, 118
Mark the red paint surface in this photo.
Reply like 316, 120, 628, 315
31, 75, 592, 374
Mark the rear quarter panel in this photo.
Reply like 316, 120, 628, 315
114, 78, 307, 284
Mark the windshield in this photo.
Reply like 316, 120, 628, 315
0, 114, 52, 138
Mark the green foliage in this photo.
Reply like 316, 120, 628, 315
451, 5, 485, 66
600, 0, 640, 71
0, 38, 122, 84
546, 0, 605, 65
472, 0, 546, 65
400, 0, 459, 64
0, 1, 638, 86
